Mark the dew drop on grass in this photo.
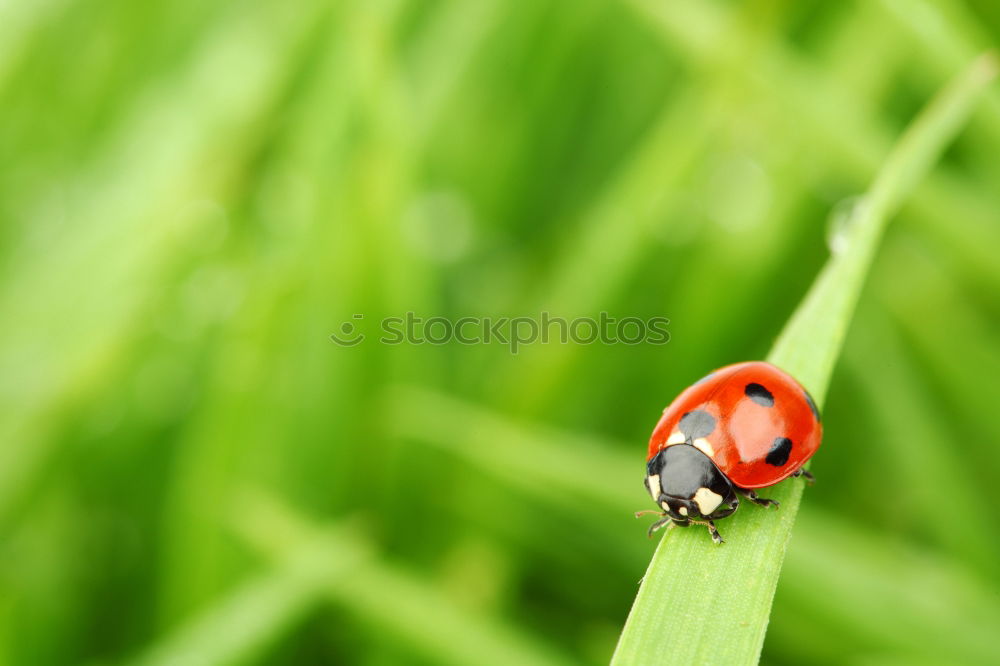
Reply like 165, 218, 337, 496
826, 196, 867, 255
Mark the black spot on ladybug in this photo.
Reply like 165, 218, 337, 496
765, 437, 792, 466
679, 409, 716, 439
803, 390, 821, 421
745, 383, 774, 407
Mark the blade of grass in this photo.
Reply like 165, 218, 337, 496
132, 530, 368, 666
0, 0, 329, 528
232, 493, 573, 666
878, 0, 1000, 137
496, 90, 712, 410
610, 54, 996, 666
388, 385, 1000, 662
387, 384, 635, 510
136, 491, 573, 666
628, 0, 1000, 294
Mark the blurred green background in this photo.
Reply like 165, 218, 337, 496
2, 0, 1000, 664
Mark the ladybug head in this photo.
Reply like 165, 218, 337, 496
644, 445, 736, 519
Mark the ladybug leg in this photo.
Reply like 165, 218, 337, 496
709, 495, 739, 519
688, 519, 723, 544
738, 488, 779, 508
792, 468, 815, 485
647, 516, 677, 538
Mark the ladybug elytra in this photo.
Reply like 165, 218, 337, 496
640, 361, 822, 543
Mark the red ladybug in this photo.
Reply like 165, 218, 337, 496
639, 361, 822, 543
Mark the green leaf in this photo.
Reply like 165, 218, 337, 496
610, 54, 997, 666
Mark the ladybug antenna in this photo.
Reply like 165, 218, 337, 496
634, 509, 663, 518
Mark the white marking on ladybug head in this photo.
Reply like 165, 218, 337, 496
692, 437, 715, 457
667, 430, 686, 446
678, 506, 689, 516
660, 500, 671, 512
693, 487, 723, 515
646, 474, 661, 501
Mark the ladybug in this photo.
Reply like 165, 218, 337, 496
639, 361, 822, 543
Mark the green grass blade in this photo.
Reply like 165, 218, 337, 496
234, 494, 574, 666
630, 0, 1000, 296
389, 387, 1000, 663
132, 537, 366, 666
135, 491, 573, 666
610, 54, 996, 666
389, 386, 1000, 662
